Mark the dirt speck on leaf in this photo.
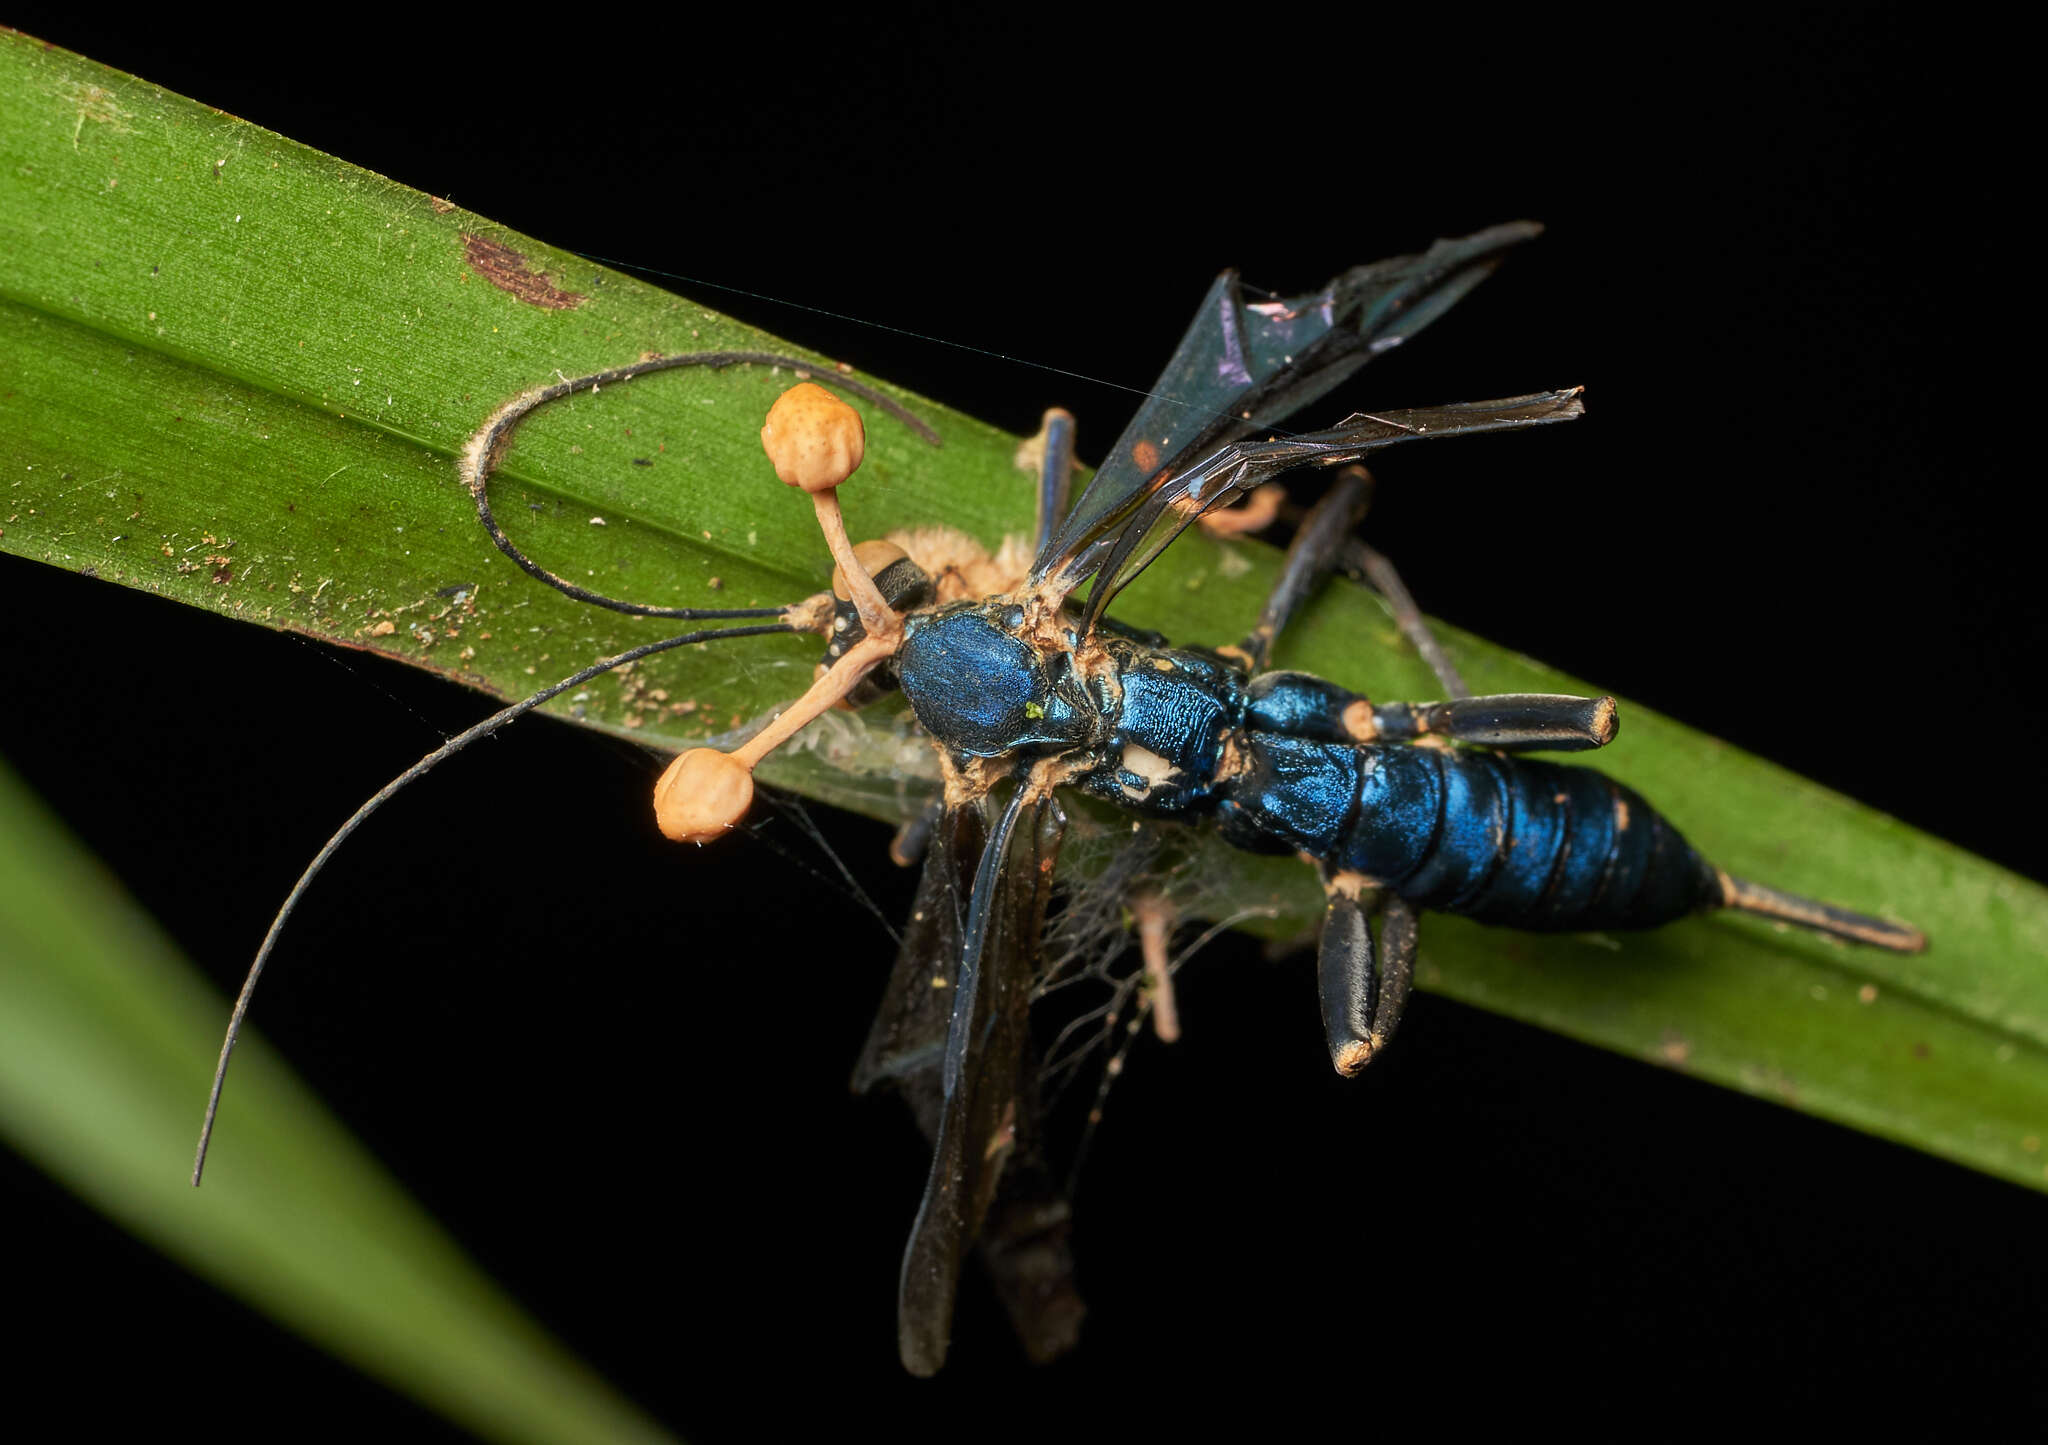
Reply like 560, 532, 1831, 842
460, 233, 585, 310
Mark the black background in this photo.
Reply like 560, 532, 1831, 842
2, 11, 2039, 1438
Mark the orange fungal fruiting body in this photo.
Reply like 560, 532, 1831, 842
653, 748, 756, 844
761, 382, 866, 494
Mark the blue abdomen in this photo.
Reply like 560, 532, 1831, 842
1217, 739, 1719, 931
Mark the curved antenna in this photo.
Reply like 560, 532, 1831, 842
191, 620, 791, 1186
459, 350, 940, 618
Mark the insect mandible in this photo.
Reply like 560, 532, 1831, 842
190, 221, 1926, 1375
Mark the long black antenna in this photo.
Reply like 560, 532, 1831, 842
459, 350, 939, 617
191, 620, 790, 1185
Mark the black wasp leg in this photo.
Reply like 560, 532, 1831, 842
1234, 464, 1472, 701
1316, 877, 1419, 1076
1343, 536, 1471, 700
889, 798, 943, 868
1375, 895, 1419, 1056
1317, 881, 1377, 1070
1030, 408, 1077, 556
1235, 467, 1372, 671
1370, 692, 1619, 753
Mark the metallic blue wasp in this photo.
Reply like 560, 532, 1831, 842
195, 222, 1925, 1376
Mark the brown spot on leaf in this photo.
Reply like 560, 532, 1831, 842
460, 233, 585, 311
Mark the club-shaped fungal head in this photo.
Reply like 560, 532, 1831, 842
653, 747, 756, 844
763, 382, 900, 641
761, 381, 866, 494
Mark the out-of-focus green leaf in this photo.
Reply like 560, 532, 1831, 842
0, 759, 670, 1443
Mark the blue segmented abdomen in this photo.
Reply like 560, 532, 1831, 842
1215, 736, 1721, 931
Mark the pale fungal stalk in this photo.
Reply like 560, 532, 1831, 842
652, 382, 904, 845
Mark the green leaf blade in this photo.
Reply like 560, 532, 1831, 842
0, 759, 673, 1443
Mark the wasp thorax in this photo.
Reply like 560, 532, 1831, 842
653, 748, 756, 844
761, 381, 866, 494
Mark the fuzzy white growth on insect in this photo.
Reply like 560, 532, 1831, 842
1116, 743, 1179, 802
885, 525, 1033, 603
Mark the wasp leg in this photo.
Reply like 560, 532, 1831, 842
1370, 693, 1619, 753
1343, 537, 1470, 700
1243, 674, 1616, 754
1233, 464, 1470, 699
1317, 877, 1419, 1076
890, 799, 943, 868
1131, 894, 1182, 1043
1227, 460, 1471, 698
1029, 408, 1077, 556
1234, 467, 1372, 671
1196, 483, 1284, 539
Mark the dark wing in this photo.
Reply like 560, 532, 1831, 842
851, 789, 1081, 1374
851, 804, 981, 1099
1076, 390, 1584, 626
1029, 222, 1553, 608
